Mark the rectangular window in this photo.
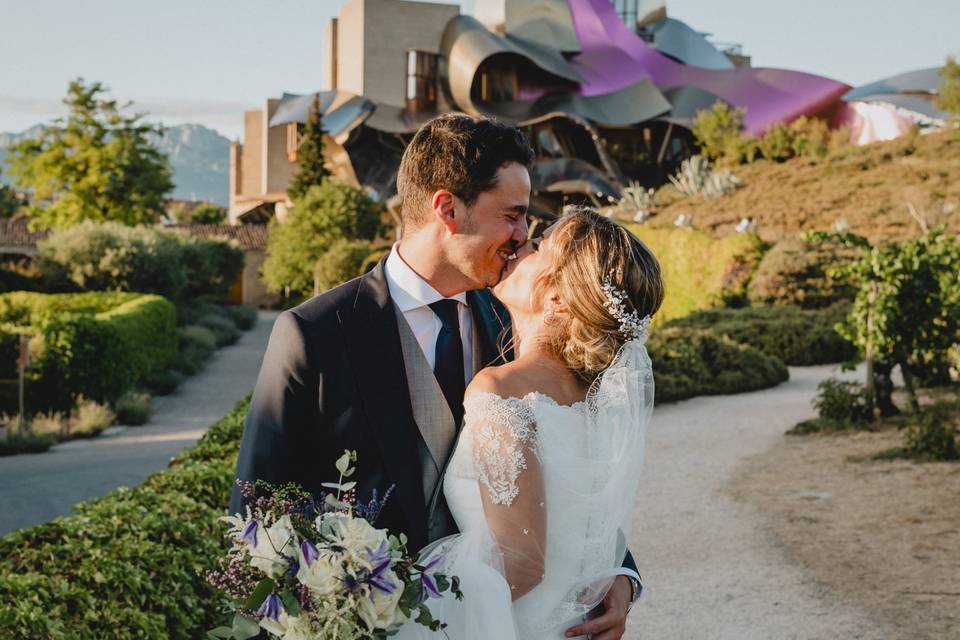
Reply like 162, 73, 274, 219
612, 0, 638, 29
286, 123, 299, 162
406, 50, 439, 112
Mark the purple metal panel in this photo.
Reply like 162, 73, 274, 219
566, 0, 851, 134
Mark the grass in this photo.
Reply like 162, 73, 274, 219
643, 128, 960, 243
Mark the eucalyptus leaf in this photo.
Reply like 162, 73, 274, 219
232, 613, 262, 640
207, 626, 234, 639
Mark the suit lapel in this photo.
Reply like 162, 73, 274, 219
339, 261, 427, 546
467, 289, 512, 369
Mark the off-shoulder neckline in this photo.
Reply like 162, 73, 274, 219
464, 389, 586, 412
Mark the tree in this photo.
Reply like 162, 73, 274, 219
936, 56, 960, 121
0, 168, 20, 219
836, 229, 960, 413
186, 202, 227, 225
7, 79, 173, 230
691, 101, 758, 165
287, 93, 331, 201
261, 181, 384, 297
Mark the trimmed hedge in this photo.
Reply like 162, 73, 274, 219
649, 326, 789, 402
0, 396, 250, 639
625, 225, 766, 321
0, 292, 176, 412
663, 303, 857, 366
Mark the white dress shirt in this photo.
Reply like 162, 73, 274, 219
384, 245, 474, 384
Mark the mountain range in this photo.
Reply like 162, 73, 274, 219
0, 123, 231, 206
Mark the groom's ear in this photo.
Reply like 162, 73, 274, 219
431, 189, 460, 235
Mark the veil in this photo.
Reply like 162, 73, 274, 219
400, 323, 654, 640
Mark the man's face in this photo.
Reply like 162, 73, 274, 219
452, 161, 531, 289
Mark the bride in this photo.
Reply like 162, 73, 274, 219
397, 207, 664, 640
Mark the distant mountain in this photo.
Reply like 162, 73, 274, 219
0, 122, 230, 206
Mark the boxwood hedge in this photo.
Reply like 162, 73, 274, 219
0, 396, 249, 639
0, 292, 177, 412
662, 303, 857, 366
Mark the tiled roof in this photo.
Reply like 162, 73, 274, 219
169, 224, 270, 250
0, 218, 49, 247
0, 219, 269, 251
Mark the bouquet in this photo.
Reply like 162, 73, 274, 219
207, 450, 462, 640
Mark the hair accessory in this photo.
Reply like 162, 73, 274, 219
601, 275, 651, 341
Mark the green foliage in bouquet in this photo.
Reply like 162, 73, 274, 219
208, 450, 463, 640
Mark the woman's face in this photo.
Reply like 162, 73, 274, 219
492, 223, 557, 315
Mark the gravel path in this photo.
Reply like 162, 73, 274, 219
0, 310, 277, 537
624, 364, 893, 640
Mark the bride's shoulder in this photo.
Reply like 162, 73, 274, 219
464, 364, 537, 426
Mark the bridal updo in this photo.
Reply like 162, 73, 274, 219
533, 207, 664, 381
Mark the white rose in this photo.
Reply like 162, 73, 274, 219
296, 547, 342, 596
317, 513, 387, 568
259, 611, 312, 640
357, 577, 407, 631
251, 515, 298, 578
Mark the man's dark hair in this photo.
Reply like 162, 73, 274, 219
396, 114, 534, 231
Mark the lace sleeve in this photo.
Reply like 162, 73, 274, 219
463, 392, 545, 599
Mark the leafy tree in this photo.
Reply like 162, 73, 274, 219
7, 79, 173, 230
935, 56, 960, 120
287, 93, 331, 201
313, 238, 375, 293
0, 169, 19, 219
262, 181, 384, 297
836, 229, 960, 413
186, 202, 227, 225
692, 101, 758, 164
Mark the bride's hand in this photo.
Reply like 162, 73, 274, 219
564, 575, 632, 639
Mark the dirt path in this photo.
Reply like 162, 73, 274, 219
624, 365, 893, 640
0, 311, 277, 537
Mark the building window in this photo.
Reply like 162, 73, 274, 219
286, 123, 300, 162
406, 50, 438, 112
612, 0, 638, 29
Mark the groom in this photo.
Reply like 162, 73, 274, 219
231, 114, 640, 639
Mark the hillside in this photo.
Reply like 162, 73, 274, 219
649, 128, 960, 242
0, 123, 230, 206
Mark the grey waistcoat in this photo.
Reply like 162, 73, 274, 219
393, 303, 481, 543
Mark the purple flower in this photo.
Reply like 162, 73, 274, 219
256, 592, 284, 621
366, 540, 397, 595
300, 539, 319, 567
240, 520, 258, 548
418, 553, 444, 603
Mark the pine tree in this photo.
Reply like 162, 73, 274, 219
288, 93, 331, 201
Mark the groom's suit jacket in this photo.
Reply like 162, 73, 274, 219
230, 260, 507, 552
231, 259, 638, 575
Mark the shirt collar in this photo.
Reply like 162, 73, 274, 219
384, 244, 468, 312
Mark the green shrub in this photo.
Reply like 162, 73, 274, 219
815, 378, 873, 424
0, 430, 56, 456
360, 247, 390, 275
0, 292, 176, 412
171, 345, 211, 376
0, 396, 250, 638
0, 267, 42, 293
626, 225, 766, 321
178, 324, 217, 353
37, 222, 243, 300
223, 304, 257, 331
196, 313, 240, 347
115, 391, 152, 426
648, 326, 789, 402
747, 232, 865, 309
68, 397, 114, 438
904, 404, 958, 461
692, 101, 759, 164
143, 369, 185, 395
187, 202, 227, 225
664, 304, 857, 365
314, 238, 375, 293
759, 122, 797, 162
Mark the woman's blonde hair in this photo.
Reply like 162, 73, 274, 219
533, 207, 664, 381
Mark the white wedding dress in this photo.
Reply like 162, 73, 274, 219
395, 339, 653, 640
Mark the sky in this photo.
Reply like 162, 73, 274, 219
1, 0, 957, 140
